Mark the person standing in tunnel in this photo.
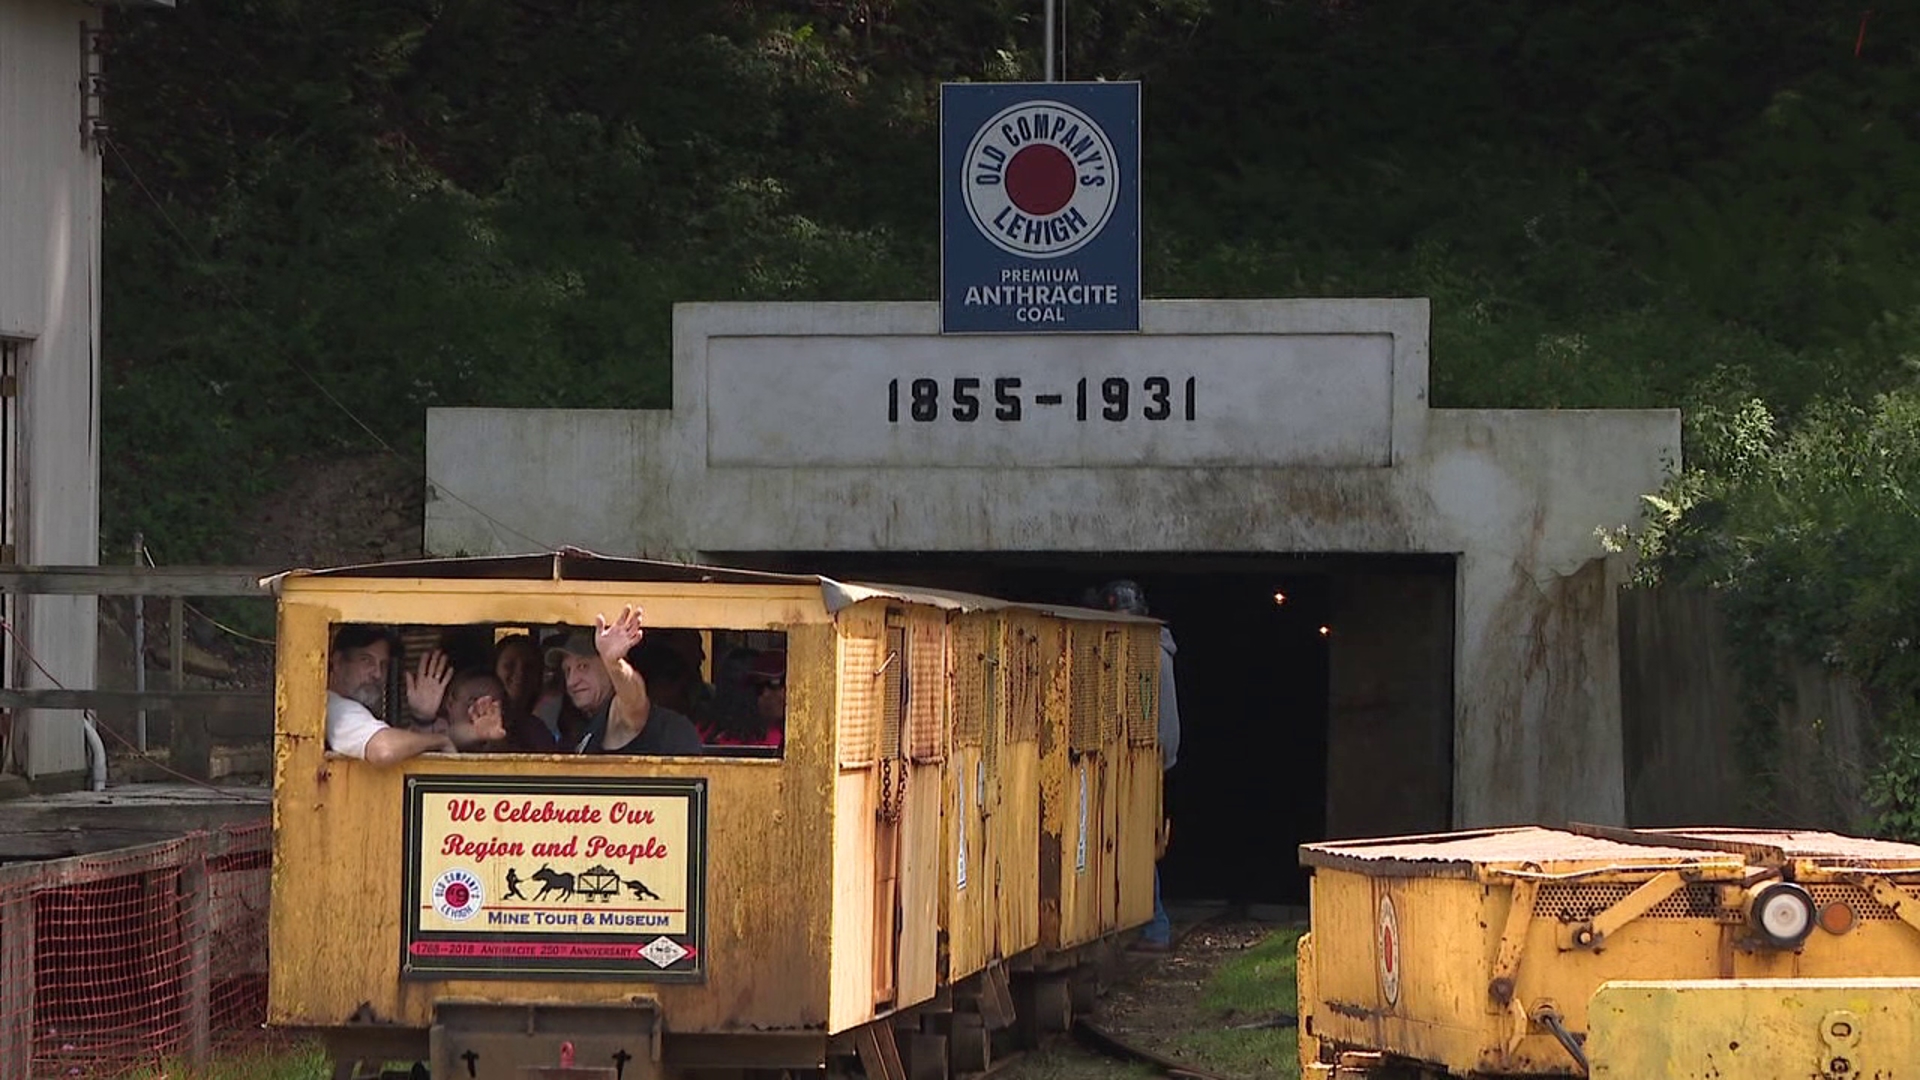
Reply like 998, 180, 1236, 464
1097, 579, 1182, 954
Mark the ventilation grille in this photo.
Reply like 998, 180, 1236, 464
1537, 880, 1920, 924
1807, 883, 1919, 922
1126, 624, 1160, 747
1069, 629, 1105, 753
837, 630, 882, 766
908, 617, 946, 763
1535, 882, 1732, 921
951, 618, 990, 748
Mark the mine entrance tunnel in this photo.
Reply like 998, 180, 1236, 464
720, 551, 1457, 908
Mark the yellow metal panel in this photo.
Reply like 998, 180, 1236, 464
1305, 868, 1536, 1073
1589, 978, 1920, 1078
828, 766, 878, 1033
1114, 748, 1161, 931
897, 761, 944, 1008
1095, 753, 1121, 937
996, 612, 1049, 958
943, 746, 986, 980
1042, 754, 1103, 950
995, 741, 1041, 958
1297, 932, 1321, 1075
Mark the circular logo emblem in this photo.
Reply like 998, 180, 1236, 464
963, 100, 1118, 259
1377, 894, 1401, 1007
433, 868, 484, 922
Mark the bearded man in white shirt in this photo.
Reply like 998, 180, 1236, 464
325, 624, 503, 765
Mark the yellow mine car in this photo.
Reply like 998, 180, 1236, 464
263, 552, 1164, 1080
1296, 824, 1920, 1077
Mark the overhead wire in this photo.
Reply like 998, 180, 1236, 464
135, 541, 273, 647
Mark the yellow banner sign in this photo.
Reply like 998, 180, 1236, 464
401, 775, 707, 980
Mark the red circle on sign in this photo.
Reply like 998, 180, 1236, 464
1382, 925, 1396, 972
1005, 144, 1076, 217
444, 882, 470, 908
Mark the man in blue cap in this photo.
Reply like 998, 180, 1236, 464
1097, 579, 1181, 954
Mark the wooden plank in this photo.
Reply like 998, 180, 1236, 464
1, 891, 33, 1080
0, 829, 239, 860
0, 689, 272, 713
854, 1023, 908, 1080
179, 835, 212, 1066
0, 566, 276, 596
0, 824, 268, 892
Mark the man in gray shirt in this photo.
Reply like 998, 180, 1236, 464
1097, 580, 1180, 953
543, 608, 705, 757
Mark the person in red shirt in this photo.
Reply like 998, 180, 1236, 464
698, 649, 785, 750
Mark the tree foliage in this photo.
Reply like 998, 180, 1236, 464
97, 2, 1920, 824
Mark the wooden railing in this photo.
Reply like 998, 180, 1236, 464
0, 566, 277, 781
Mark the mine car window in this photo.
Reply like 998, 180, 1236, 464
323, 621, 788, 759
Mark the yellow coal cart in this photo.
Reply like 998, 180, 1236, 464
263, 552, 1162, 1080
1296, 825, 1920, 1077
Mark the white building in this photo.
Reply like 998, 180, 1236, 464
0, 0, 167, 780
425, 300, 1681, 872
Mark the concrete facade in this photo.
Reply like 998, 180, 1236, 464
425, 299, 1681, 828
0, 0, 119, 777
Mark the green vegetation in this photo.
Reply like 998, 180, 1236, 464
95, 3, 1920, 827
1167, 927, 1303, 1079
119, 1042, 330, 1080
1626, 384, 1920, 833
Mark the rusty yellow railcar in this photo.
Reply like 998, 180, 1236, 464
1042, 619, 1160, 956
264, 553, 1161, 1080
1296, 825, 1920, 1078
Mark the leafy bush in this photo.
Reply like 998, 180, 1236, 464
1631, 375, 1920, 836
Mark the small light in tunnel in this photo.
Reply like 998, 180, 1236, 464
1272, 591, 1288, 605
1318, 625, 1331, 637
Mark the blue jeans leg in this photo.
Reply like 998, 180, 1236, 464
1143, 865, 1171, 945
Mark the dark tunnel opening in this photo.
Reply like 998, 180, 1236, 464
717, 551, 1455, 907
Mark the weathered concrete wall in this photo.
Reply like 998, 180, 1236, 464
426, 299, 1681, 828
1620, 586, 1875, 831
0, 0, 103, 777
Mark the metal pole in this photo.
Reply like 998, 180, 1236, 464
132, 531, 145, 752
1044, 0, 1055, 81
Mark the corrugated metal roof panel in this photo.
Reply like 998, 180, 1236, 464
260, 548, 1162, 624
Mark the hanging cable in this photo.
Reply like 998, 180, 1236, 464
0, 618, 258, 799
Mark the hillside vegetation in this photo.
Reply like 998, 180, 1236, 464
97, 1, 1920, 828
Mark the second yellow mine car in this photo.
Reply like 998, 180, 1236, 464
1297, 824, 1920, 1077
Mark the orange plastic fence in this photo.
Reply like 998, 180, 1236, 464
0, 822, 274, 1078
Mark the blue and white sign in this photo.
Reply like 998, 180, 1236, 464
940, 81, 1140, 334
